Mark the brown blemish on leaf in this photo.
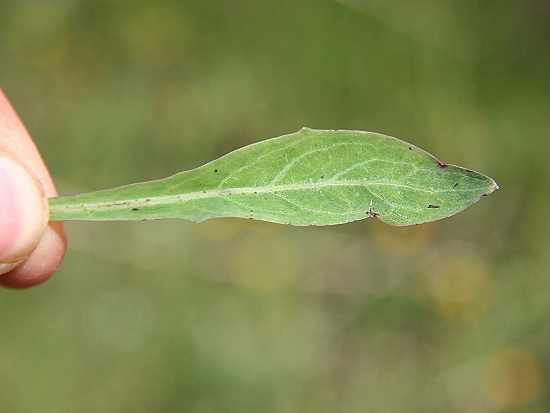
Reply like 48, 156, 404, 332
427, 205, 440, 208
366, 205, 380, 218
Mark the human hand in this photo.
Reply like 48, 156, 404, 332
0, 89, 67, 288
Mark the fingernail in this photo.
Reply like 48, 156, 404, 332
0, 152, 48, 264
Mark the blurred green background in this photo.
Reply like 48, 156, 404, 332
1, 0, 548, 412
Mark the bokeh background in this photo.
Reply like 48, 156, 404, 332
0, 0, 548, 412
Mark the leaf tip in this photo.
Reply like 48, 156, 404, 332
484, 180, 500, 197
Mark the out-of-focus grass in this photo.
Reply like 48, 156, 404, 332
0, 0, 548, 412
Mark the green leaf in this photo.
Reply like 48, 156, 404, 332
48, 128, 498, 226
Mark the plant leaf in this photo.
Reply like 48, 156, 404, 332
48, 128, 498, 226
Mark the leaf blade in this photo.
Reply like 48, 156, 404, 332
48, 128, 498, 226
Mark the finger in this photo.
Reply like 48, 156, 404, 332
0, 222, 66, 288
0, 152, 49, 268
0, 89, 68, 288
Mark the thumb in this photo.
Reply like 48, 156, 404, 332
0, 151, 49, 274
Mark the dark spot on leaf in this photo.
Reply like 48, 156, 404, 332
214, 169, 218, 173
437, 161, 449, 168
427, 205, 440, 208
366, 207, 380, 218
254, 191, 257, 194
146, 199, 151, 202
409, 147, 412, 150
453, 182, 459, 188
132, 208, 139, 211
203, 190, 206, 193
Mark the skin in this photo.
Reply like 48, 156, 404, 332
0, 89, 67, 288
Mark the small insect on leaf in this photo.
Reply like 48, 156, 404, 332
48, 128, 498, 226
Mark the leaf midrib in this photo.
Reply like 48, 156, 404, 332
52, 179, 469, 211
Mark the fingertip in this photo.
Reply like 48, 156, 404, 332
0, 151, 49, 265
0, 221, 67, 288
